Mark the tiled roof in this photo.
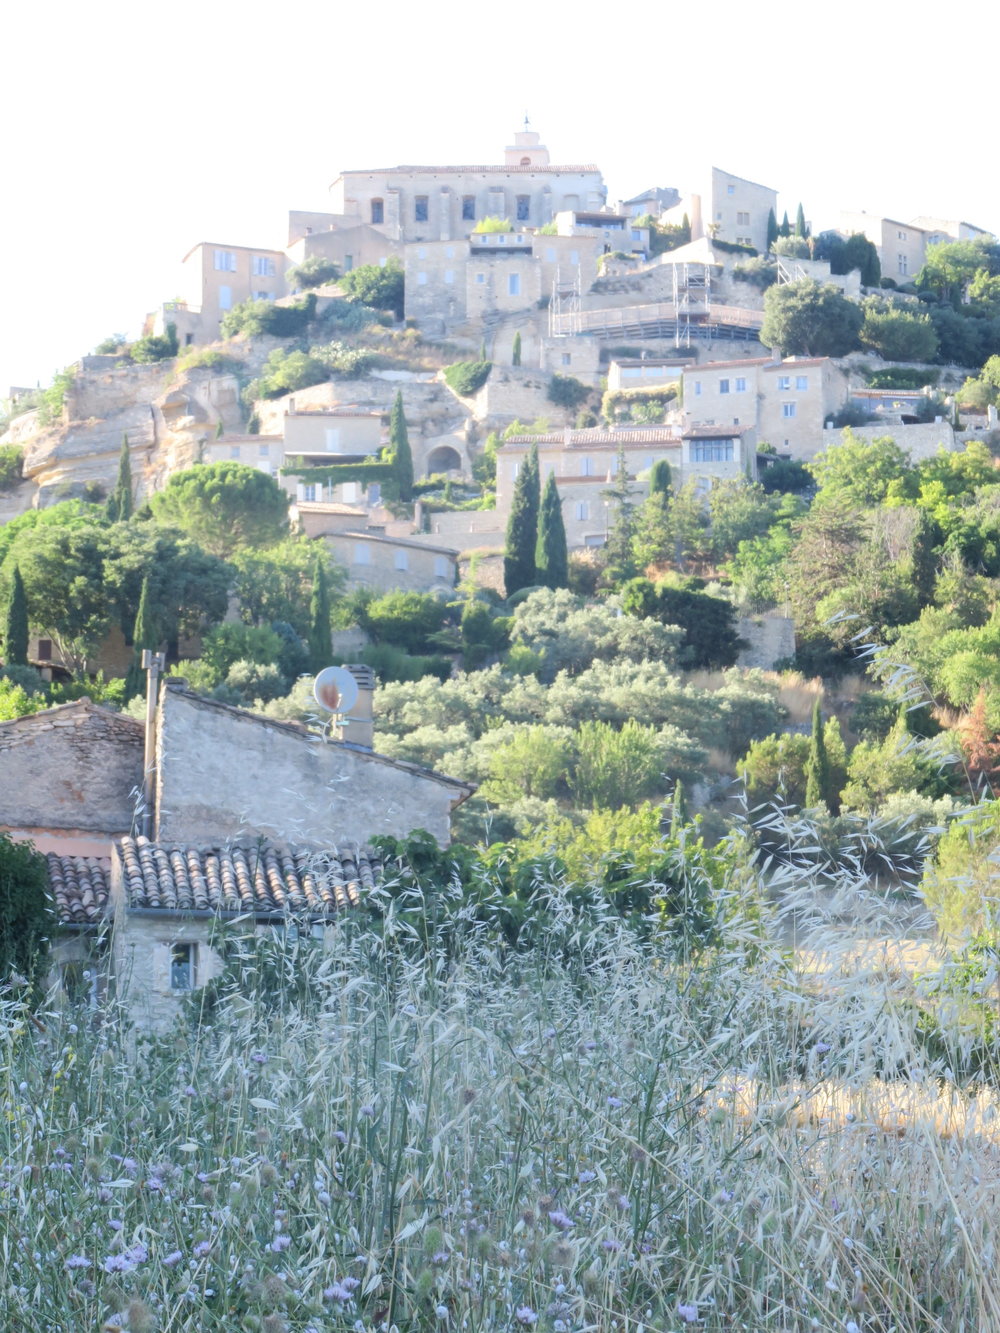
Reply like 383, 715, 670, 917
682, 424, 755, 438
117, 836, 378, 918
338, 164, 600, 176
46, 854, 110, 925
502, 429, 679, 448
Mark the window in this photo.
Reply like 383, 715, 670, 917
444, 269, 454, 284
736, 211, 750, 226
218, 285, 232, 311
576, 501, 589, 520
508, 272, 521, 296
251, 255, 275, 276
727, 184, 735, 195
434, 555, 450, 579
498, 234, 506, 244
545, 247, 556, 262
580, 457, 594, 476
475, 272, 485, 284
782, 402, 797, 418
344, 255, 353, 271
691, 439, 734, 462
258, 443, 269, 457
36, 638, 52, 662
352, 542, 371, 565
417, 271, 428, 285
229, 445, 241, 459
777, 376, 790, 390
302, 483, 317, 502
516, 194, 530, 221
570, 250, 579, 265
462, 196, 476, 221
694, 381, 702, 396
170, 943, 195, 991
898, 229, 907, 240
719, 378, 730, 394
378, 256, 387, 267
445, 246, 454, 258
561, 353, 571, 366
253, 290, 271, 301
795, 375, 808, 390
898, 253, 908, 275
394, 549, 408, 571
325, 428, 340, 451
414, 195, 429, 222
631, 228, 641, 241
213, 250, 236, 271
735, 377, 747, 392
371, 198, 384, 224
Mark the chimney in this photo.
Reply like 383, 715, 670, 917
341, 664, 375, 749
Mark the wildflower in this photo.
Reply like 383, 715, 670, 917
270, 1235, 292, 1253
431, 1249, 451, 1266
678, 1302, 699, 1323
548, 1209, 574, 1230
436, 1305, 449, 1320
515, 1307, 538, 1326
359, 1104, 376, 1119
193, 1240, 212, 1258
601, 1238, 623, 1252
324, 1283, 352, 1302
183, 1086, 196, 1097
606, 1096, 624, 1109
845, 1324, 860, 1333
108, 1219, 124, 1232
250, 1052, 268, 1065
341, 1277, 360, 1292
578, 1169, 597, 1183
317, 1190, 332, 1206
65, 1254, 91, 1269
333, 1130, 348, 1144
814, 1041, 832, 1054
163, 1250, 183, 1267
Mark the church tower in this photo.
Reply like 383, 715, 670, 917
504, 117, 551, 168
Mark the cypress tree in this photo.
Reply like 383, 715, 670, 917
479, 339, 488, 363
106, 433, 133, 523
670, 779, 688, 836
389, 390, 414, 501
795, 203, 808, 239
308, 557, 333, 673
779, 210, 791, 238
512, 331, 522, 367
804, 698, 831, 810
124, 574, 157, 700
649, 458, 672, 497
766, 207, 779, 251
503, 444, 540, 597
2, 565, 29, 667
535, 472, 568, 589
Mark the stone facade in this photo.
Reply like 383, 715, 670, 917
667, 167, 777, 254
175, 242, 289, 345
154, 683, 472, 850
319, 529, 458, 596
0, 702, 143, 855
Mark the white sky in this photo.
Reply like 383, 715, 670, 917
4, 0, 998, 392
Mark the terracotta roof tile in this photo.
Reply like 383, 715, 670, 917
45, 854, 111, 926
117, 836, 378, 918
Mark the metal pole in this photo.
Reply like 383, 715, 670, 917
141, 650, 166, 839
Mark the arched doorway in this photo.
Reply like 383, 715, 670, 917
425, 444, 463, 475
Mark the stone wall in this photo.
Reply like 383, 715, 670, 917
736, 615, 796, 670
111, 904, 223, 1034
0, 702, 144, 839
154, 684, 471, 849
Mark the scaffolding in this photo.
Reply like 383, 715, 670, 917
548, 267, 582, 338
672, 262, 711, 348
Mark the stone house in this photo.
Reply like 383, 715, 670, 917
606, 357, 691, 393
150, 242, 289, 347
682, 355, 850, 460
665, 167, 778, 254
317, 529, 458, 597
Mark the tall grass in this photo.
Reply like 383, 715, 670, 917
3, 846, 1000, 1332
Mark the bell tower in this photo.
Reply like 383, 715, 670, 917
504, 115, 551, 168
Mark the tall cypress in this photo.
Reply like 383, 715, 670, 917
308, 557, 332, 673
2, 565, 29, 667
389, 391, 414, 501
804, 699, 831, 810
503, 444, 540, 597
124, 574, 157, 700
535, 472, 568, 590
512, 331, 522, 367
779, 210, 791, 238
649, 458, 672, 497
766, 207, 779, 251
795, 203, 809, 239
107, 434, 133, 523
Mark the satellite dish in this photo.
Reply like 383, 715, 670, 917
313, 666, 359, 715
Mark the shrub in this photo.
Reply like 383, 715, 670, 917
867, 367, 939, 389
339, 261, 405, 319
472, 216, 513, 233
175, 348, 244, 375
221, 292, 317, 340
36, 368, 76, 426
131, 322, 179, 363
246, 348, 328, 402
311, 341, 374, 378
0, 444, 23, 492
444, 361, 492, 397
759, 458, 812, 493
286, 256, 339, 290
0, 832, 52, 994
732, 256, 778, 290
547, 373, 591, 409
200, 623, 284, 683
225, 659, 288, 704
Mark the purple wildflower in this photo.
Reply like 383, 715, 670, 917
270, 1235, 292, 1253
193, 1240, 212, 1258
547, 1209, 574, 1230
515, 1307, 538, 1326
163, 1250, 183, 1267
64, 1255, 90, 1269
678, 1302, 699, 1323
606, 1096, 624, 1109
250, 1051, 268, 1065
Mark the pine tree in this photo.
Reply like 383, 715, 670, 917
535, 472, 568, 589
779, 210, 791, 238
503, 445, 540, 597
389, 391, 414, 501
601, 448, 638, 585
308, 557, 332, 673
106, 434, 133, 523
512, 331, 522, 367
649, 458, 672, 496
804, 698, 832, 810
124, 575, 157, 700
795, 203, 809, 239
669, 779, 688, 836
2, 565, 29, 667
766, 207, 779, 251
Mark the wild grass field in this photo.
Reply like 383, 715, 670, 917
4, 843, 1000, 1333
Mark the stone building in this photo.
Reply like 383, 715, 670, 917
329, 126, 606, 244
839, 211, 993, 282
666, 167, 778, 254
314, 527, 458, 596
150, 242, 289, 346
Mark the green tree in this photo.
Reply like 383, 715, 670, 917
0, 833, 53, 995
2, 564, 28, 667
766, 207, 779, 251
760, 280, 863, 357
795, 203, 809, 239
620, 577, 743, 669
631, 490, 674, 570
859, 304, 939, 362
106, 434, 133, 523
286, 256, 339, 291
389, 391, 414, 502
571, 718, 665, 809
917, 237, 1000, 306
602, 448, 638, 585
512, 331, 522, 367
809, 430, 915, 507
1, 523, 110, 673
535, 472, 568, 590
649, 458, 672, 496
148, 462, 290, 557
308, 556, 332, 672
101, 524, 230, 650
504, 446, 540, 597
805, 699, 833, 810
339, 260, 405, 318
124, 574, 158, 701
779, 210, 791, 238
230, 538, 340, 638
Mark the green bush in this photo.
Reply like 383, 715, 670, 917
222, 292, 317, 340
0, 444, 23, 492
246, 348, 328, 402
867, 367, 939, 389
444, 361, 492, 397
200, 623, 284, 683
0, 832, 53, 995
547, 373, 591, 409
175, 348, 244, 375
339, 261, 405, 319
472, 216, 513, 233
286, 256, 339, 290
36, 368, 76, 426
131, 322, 179, 364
